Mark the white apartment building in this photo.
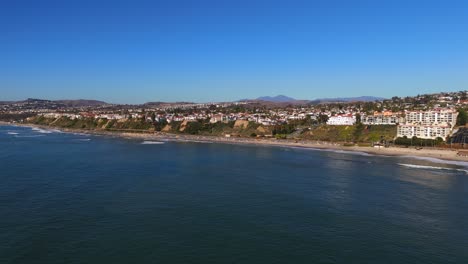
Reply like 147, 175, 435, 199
396, 109, 458, 139
397, 125, 452, 140
327, 115, 356, 125
362, 114, 404, 125
404, 109, 457, 126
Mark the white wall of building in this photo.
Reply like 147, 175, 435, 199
327, 115, 356, 125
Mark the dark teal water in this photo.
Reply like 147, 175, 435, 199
1, 125, 467, 263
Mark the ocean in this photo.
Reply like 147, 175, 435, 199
1, 125, 467, 263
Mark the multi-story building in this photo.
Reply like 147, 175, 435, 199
362, 111, 404, 125
397, 125, 452, 139
396, 109, 458, 139
404, 109, 457, 126
327, 115, 356, 125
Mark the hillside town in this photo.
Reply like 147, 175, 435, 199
1, 90, 468, 144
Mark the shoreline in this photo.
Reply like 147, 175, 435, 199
2, 121, 468, 163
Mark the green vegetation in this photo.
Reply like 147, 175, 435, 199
153, 119, 168, 131
24, 116, 271, 137
23, 115, 399, 143
275, 134, 288, 139
316, 114, 329, 124
200, 121, 235, 135
272, 124, 296, 135
28, 116, 153, 131
183, 121, 203, 135
302, 125, 397, 143
51, 117, 100, 129
456, 108, 467, 126
355, 113, 362, 124
394, 136, 444, 147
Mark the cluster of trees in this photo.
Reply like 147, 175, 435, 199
272, 124, 296, 136
394, 136, 445, 147
457, 108, 467, 126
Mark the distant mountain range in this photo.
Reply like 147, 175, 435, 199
2, 95, 385, 106
311, 96, 385, 103
54, 99, 108, 107
256, 95, 297, 102
247, 95, 385, 103
0, 98, 109, 107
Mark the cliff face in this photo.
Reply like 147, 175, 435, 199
21, 115, 396, 142
24, 116, 272, 137
26, 116, 153, 131
234, 120, 249, 129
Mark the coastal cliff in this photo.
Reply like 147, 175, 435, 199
21, 115, 397, 143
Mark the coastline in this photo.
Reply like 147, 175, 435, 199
2, 121, 467, 163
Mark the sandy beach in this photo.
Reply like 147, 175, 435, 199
119, 132, 467, 162
2, 121, 467, 162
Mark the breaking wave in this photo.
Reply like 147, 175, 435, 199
75, 138, 91, 141
288, 146, 375, 157
398, 163, 468, 174
172, 139, 212, 144
400, 155, 468, 167
72, 133, 89, 136
141, 141, 165, 145
31, 127, 52, 134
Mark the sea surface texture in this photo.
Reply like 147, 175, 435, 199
1, 125, 467, 263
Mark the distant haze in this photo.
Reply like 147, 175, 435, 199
256, 95, 297, 102
252, 95, 385, 103
2, 95, 386, 105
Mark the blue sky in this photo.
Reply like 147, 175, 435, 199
1, 0, 468, 103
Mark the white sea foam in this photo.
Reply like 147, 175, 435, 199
398, 163, 468, 174
72, 133, 89, 136
50, 129, 63, 133
155, 138, 171, 142
14, 135, 45, 138
76, 138, 91, 141
7, 132, 19, 135
158, 138, 212, 144
176, 139, 212, 144
323, 149, 374, 156
141, 141, 165, 145
31, 127, 52, 134
400, 155, 468, 167
289, 146, 375, 157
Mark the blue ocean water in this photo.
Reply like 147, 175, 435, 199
0, 125, 467, 263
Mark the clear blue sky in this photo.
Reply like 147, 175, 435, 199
1, 0, 468, 103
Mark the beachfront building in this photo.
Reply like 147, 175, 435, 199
326, 114, 356, 125
404, 109, 457, 126
397, 125, 452, 139
362, 111, 404, 125
396, 109, 458, 139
